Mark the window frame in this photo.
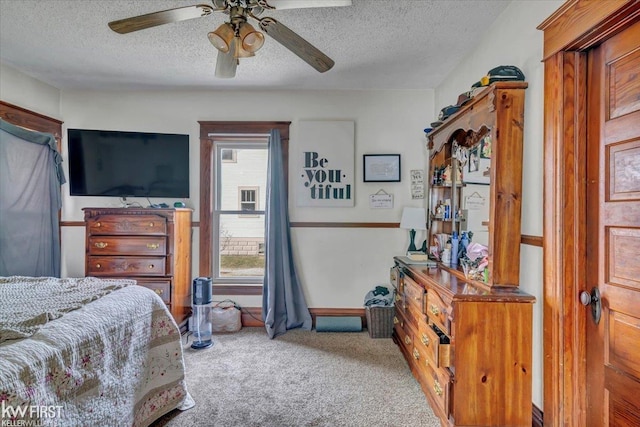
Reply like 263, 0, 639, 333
213, 138, 267, 284
199, 121, 290, 295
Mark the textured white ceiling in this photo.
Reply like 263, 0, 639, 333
0, 0, 511, 91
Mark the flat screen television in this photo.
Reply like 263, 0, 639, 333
68, 129, 190, 198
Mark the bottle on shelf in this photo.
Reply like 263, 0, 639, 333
459, 232, 470, 260
451, 231, 459, 266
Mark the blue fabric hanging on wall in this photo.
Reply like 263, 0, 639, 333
0, 118, 65, 277
262, 129, 312, 339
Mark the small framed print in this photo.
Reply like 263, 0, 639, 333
480, 135, 492, 159
468, 146, 480, 172
363, 154, 401, 182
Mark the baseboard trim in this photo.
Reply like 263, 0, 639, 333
532, 403, 543, 427
239, 307, 367, 328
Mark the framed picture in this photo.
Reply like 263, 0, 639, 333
363, 154, 401, 182
468, 146, 480, 172
463, 144, 490, 184
480, 135, 492, 159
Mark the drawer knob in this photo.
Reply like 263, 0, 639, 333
146, 243, 160, 249
94, 242, 107, 249
430, 304, 440, 316
95, 222, 101, 227
404, 335, 412, 345
421, 334, 430, 346
149, 222, 154, 227
95, 263, 101, 269
154, 288, 164, 295
148, 264, 155, 269
412, 349, 420, 360
434, 380, 443, 396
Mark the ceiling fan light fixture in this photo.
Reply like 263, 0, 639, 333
208, 23, 235, 52
238, 22, 265, 53
232, 36, 255, 58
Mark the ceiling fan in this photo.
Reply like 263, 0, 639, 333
108, 0, 351, 78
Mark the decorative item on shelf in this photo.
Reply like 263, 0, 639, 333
451, 231, 459, 266
438, 105, 460, 121
459, 241, 487, 282
471, 65, 525, 88
407, 251, 430, 261
443, 164, 452, 185
400, 207, 427, 252
434, 200, 444, 219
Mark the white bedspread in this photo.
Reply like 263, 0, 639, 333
0, 277, 194, 426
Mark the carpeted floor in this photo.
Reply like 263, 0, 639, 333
152, 327, 441, 427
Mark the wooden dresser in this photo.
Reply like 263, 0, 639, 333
392, 82, 535, 425
392, 260, 535, 426
83, 207, 192, 328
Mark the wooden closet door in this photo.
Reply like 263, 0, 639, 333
586, 19, 640, 426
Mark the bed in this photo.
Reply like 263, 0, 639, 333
0, 276, 194, 426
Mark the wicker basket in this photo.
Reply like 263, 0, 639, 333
365, 306, 395, 338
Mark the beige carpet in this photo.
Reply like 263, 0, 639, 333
152, 327, 440, 427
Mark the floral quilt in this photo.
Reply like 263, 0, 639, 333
0, 277, 194, 426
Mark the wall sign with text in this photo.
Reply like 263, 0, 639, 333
296, 120, 355, 207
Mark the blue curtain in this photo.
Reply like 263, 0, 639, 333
0, 119, 65, 277
262, 129, 312, 338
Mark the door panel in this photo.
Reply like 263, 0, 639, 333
588, 18, 640, 426
608, 141, 640, 201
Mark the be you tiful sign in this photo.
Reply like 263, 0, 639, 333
296, 121, 355, 207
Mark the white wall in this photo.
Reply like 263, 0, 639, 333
0, 63, 61, 119
58, 88, 433, 308
433, 0, 563, 410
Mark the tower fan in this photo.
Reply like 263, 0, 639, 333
191, 277, 213, 349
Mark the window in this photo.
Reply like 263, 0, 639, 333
214, 139, 267, 283
198, 121, 290, 296
240, 187, 258, 211
221, 148, 236, 162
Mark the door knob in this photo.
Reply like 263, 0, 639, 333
580, 287, 601, 325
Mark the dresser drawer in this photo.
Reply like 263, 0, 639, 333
87, 215, 167, 235
390, 266, 399, 289
426, 288, 451, 335
416, 318, 451, 368
394, 313, 411, 353
404, 275, 425, 312
88, 236, 166, 256
136, 279, 171, 304
393, 305, 406, 330
423, 359, 451, 419
87, 256, 166, 276
406, 299, 427, 326
394, 290, 404, 307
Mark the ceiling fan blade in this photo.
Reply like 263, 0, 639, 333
108, 4, 215, 34
258, 17, 334, 73
215, 45, 238, 78
259, 0, 351, 10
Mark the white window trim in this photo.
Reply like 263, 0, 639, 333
212, 137, 268, 284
